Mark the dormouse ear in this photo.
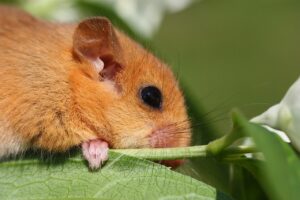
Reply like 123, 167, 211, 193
73, 17, 123, 80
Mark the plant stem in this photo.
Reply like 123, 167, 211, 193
110, 145, 258, 161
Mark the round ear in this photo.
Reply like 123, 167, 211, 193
73, 17, 123, 80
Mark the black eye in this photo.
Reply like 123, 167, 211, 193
140, 86, 162, 109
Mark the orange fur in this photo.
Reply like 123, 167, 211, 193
0, 6, 191, 158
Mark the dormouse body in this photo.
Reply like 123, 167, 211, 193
0, 6, 191, 168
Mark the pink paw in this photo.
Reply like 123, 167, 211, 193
82, 139, 109, 170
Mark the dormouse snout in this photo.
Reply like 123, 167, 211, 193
150, 122, 191, 148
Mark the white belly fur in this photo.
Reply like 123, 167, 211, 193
0, 119, 28, 159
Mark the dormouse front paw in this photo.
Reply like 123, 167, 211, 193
82, 139, 109, 170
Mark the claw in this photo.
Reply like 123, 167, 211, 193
82, 139, 109, 170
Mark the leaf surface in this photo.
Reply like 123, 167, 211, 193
0, 152, 219, 200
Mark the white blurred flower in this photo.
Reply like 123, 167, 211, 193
251, 77, 300, 150
22, 0, 194, 38
87, 0, 194, 38
22, 0, 78, 22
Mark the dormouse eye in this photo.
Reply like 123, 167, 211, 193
140, 86, 162, 109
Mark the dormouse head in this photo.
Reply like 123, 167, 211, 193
71, 17, 191, 152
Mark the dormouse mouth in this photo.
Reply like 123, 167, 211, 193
159, 160, 186, 169
149, 124, 191, 169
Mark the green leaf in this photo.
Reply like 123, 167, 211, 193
0, 152, 222, 200
229, 163, 268, 200
232, 111, 300, 200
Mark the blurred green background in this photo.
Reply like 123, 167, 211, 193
153, 0, 300, 133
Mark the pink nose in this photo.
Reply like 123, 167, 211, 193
150, 128, 178, 148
